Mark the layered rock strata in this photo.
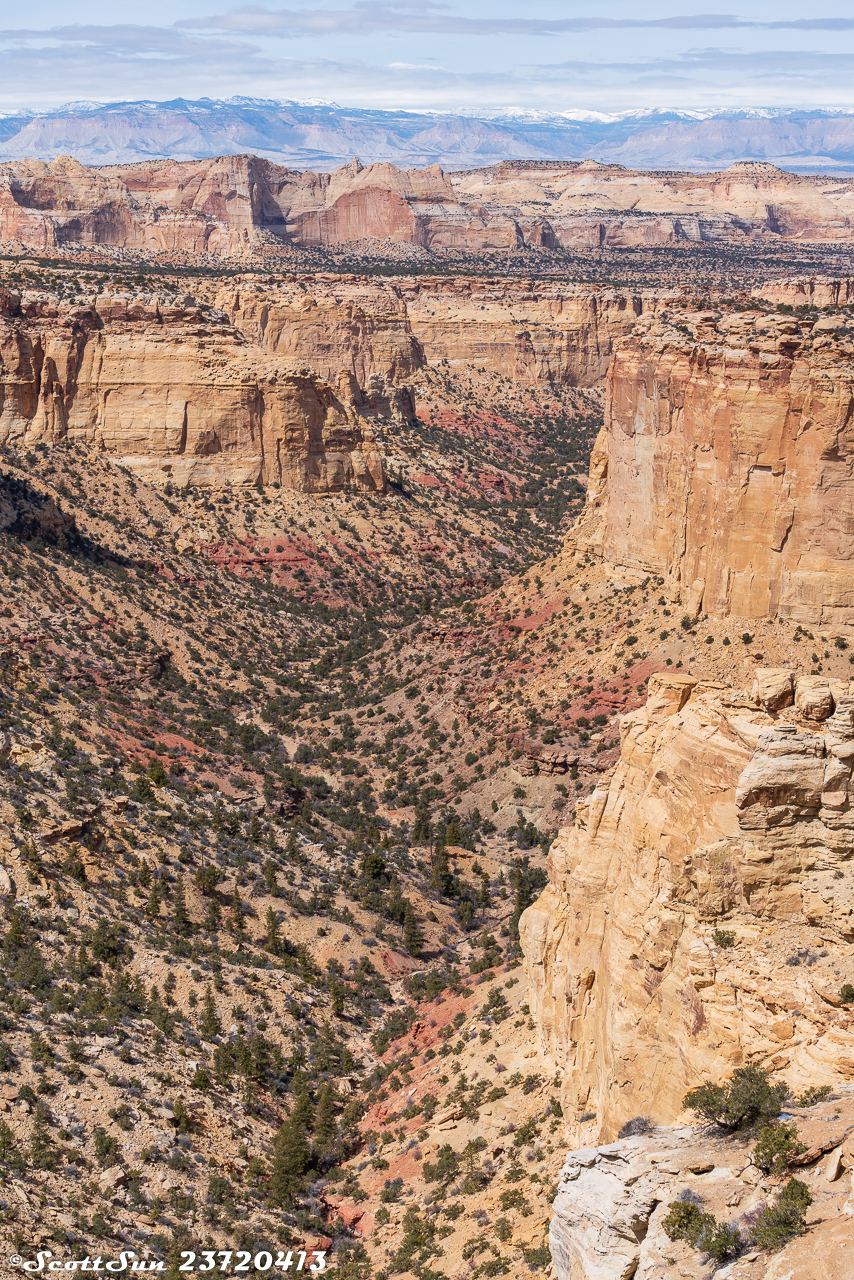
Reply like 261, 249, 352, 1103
520, 669, 854, 1144
6, 155, 854, 254
0, 288, 389, 490
220, 275, 661, 390
572, 307, 854, 623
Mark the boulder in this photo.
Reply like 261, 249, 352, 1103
99, 1165, 128, 1193
795, 675, 834, 720
752, 667, 795, 712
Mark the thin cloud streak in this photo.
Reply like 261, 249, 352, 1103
177, 7, 854, 37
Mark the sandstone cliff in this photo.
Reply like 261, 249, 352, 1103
571, 307, 854, 623
0, 287, 388, 490
219, 274, 659, 390
520, 669, 854, 1145
6, 155, 854, 254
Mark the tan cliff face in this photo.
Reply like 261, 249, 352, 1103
0, 288, 387, 491
520, 670, 854, 1146
217, 274, 662, 391
217, 276, 426, 388
572, 308, 854, 624
397, 278, 653, 388
7, 155, 854, 254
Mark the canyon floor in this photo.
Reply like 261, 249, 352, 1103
1, 243, 854, 1279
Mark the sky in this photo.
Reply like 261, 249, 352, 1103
4, 1, 854, 115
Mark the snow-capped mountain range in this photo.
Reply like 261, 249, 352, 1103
4, 98, 854, 172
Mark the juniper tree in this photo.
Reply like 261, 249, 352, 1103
198, 988, 220, 1039
268, 1117, 310, 1207
403, 901, 422, 956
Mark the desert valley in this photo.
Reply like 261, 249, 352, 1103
1, 152, 854, 1280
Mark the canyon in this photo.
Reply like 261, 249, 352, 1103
8, 154, 854, 256
4, 231, 854, 1280
0, 272, 652, 487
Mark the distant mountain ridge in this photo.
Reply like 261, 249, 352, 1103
5, 99, 854, 172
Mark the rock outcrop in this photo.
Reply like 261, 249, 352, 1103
7, 155, 854, 254
520, 669, 854, 1145
571, 308, 854, 623
550, 1094, 854, 1280
0, 288, 389, 490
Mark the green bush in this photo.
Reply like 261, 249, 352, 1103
712, 929, 736, 948
796, 1084, 831, 1107
840, 983, 854, 1004
93, 1126, 119, 1167
753, 1122, 806, 1175
662, 1201, 741, 1262
751, 1178, 812, 1251
683, 1065, 788, 1131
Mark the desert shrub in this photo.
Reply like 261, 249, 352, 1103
751, 1179, 811, 1251
796, 1084, 831, 1107
618, 1115, 653, 1138
712, 929, 736, 948
422, 1144, 458, 1184
662, 1201, 741, 1262
683, 1065, 788, 1131
93, 1127, 119, 1167
753, 1122, 806, 1175
840, 983, 854, 1004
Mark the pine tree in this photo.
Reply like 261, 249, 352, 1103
264, 907, 282, 957
30, 1103, 56, 1171
268, 1118, 310, 1206
290, 1090, 314, 1131
139, 860, 152, 890
403, 901, 422, 957
314, 1084, 337, 1149
301, 795, 312, 824
145, 881, 162, 919
230, 886, 247, 943
263, 859, 279, 895
286, 826, 299, 859
412, 801, 431, 845
199, 986, 222, 1040
204, 898, 222, 933
430, 843, 452, 897
0, 1119, 23, 1172
172, 876, 191, 936
3, 911, 25, 954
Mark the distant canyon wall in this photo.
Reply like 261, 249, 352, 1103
5, 155, 854, 256
572, 306, 854, 624
220, 274, 659, 390
0, 273, 660, 491
0, 288, 389, 491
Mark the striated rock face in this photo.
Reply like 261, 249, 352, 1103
218, 277, 425, 389
398, 278, 651, 388
520, 669, 854, 1145
572, 308, 854, 623
216, 274, 665, 389
7, 155, 854, 254
0, 288, 388, 491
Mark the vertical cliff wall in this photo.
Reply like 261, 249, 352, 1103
573, 309, 854, 623
0, 288, 387, 491
520, 670, 854, 1145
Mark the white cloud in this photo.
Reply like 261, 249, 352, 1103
2, 5, 854, 111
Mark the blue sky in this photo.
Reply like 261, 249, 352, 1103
4, 2, 854, 113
